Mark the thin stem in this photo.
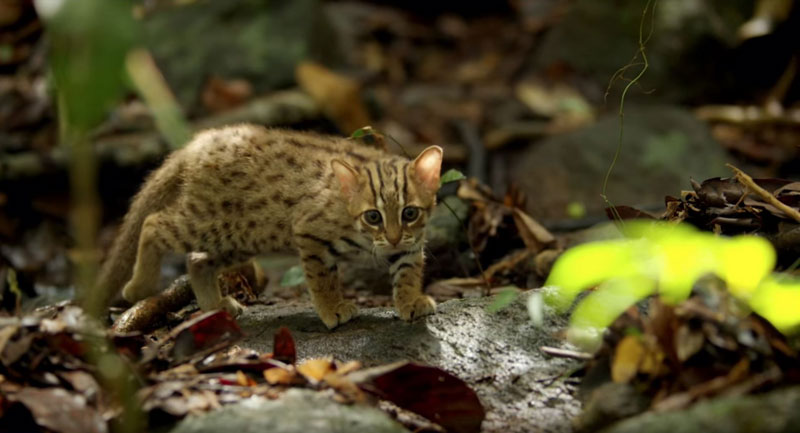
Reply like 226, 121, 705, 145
601, 0, 657, 226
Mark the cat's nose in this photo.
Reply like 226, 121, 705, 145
386, 232, 401, 246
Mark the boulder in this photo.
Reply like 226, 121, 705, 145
170, 388, 409, 433
534, 0, 751, 104
142, 0, 320, 113
510, 105, 732, 220
600, 385, 800, 433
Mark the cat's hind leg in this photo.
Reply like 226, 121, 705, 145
122, 212, 173, 303
186, 252, 246, 317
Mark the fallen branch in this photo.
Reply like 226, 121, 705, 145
112, 261, 266, 334
727, 163, 800, 224
540, 346, 593, 361
1, 89, 320, 180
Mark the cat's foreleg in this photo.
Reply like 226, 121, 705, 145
295, 235, 357, 329
389, 248, 436, 321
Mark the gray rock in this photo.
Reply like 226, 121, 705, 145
534, 0, 750, 104
236, 294, 582, 433
510, 105, 731, 220
600, 385, 800, 433
142, 0, 320, 112
170, 389, 409, 433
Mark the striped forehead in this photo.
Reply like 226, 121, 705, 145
362, 158, 408, 209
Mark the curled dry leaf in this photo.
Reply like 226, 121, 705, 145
353, 362, 485, 433
272, 326, 296, 365
170, 310, 243, 363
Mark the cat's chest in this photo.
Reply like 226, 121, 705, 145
322, 233, 374, 262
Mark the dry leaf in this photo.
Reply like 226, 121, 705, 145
235, 370, 256, 387
675, 324, 705, 362
201, 76, 252, 113
353, 362, 485, 433
297, 358, 336, 383
612, 335, 644, 384
272, 326, 296, 365
512, 208, 555, 251
638, 344, 665, 376
0, 324, 19, 354
263, 367, 297, 386
8, 388, 107, 433
483, 249, 531, 281
335, 360, 362, 376
295, 61, 370, 134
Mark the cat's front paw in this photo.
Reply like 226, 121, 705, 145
317, 301, 358, 329
396, 295, 436, 321
219, 296, 245, 317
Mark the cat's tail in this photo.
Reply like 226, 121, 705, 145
95, 153, 184, 307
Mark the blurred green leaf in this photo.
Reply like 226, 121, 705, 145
487, 286, 519, 313
749, 275, 800, 333
44, 0, 139, 131
280, 265, 306, 287
543, 221, 785, 349
350, 126, 370, 139
440, 169, 466, 186
566, 202, 586, 219
5, 268, 21, 313
126, 49, 191, 149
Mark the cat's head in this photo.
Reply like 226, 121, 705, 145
332, 146, 443, 254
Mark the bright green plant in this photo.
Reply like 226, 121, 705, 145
543, 221, 800, 350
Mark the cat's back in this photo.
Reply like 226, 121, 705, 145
182, 124, 384, 169
175, 124, 387, 209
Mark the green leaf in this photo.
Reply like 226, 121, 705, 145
350, 126, 371, 139
487, 286, 519, 313
280, 265, 306, 287
44, 0, 139, 131
749, 275, 800, 333
440, 169, 466, 186
543, 220, 790, 348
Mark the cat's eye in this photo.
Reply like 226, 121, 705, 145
363, 210, 383, 225
402, 206, 420, 222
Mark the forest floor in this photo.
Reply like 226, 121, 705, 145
3, 0, 800, 432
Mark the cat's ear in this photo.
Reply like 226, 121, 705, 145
331, 159, 360, 199
412, 145, 443, 193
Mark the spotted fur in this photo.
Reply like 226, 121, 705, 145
97, 124, 442, 328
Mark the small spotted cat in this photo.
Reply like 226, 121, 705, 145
97, 124, 442, 328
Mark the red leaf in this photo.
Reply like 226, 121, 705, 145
46, 332, 87, 358
170, 311, 243, 362
360, 363, 485, 433
273, 326, 296, 365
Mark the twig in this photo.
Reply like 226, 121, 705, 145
540, 346, 593, 361
727, 163, 800, 224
